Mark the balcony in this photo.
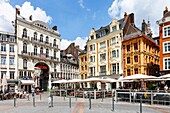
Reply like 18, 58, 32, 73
21, 51, 31, 56
0, 51, 7, 55
110, 70, 116, 75
31, 37, 38, 42
0, 63, 7, 68
99, 71, 107, 76
22, 35, 30, 40
9, 52, 15, 55
9, 64, 15, 68
19, 76, 33, 80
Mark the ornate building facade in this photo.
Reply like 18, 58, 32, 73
16, 9, 60, 92
157, 6, 170, 75
123, 14, 160, 77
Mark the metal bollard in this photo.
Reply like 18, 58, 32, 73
33, 96, 35, 107
14, 95, 16, 107
140, 96, 142, 113
64, 91, 66, 100
76, 90, 77, 101
102, 91, 104, 102
69, 97, 71, 108
40, 93, 41, 101
129, 92, 131, 103
151, 91, 153, 105
89, 94, 91, 109
51, 95, 53, 107
112, 96, 114, 111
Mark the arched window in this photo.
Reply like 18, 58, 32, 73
53, 39, 56, 46
34, 46, 37, 55
40, 34, 43, 42
23, 59, 27, 69
23, 43, 27, 53
23, 28, 27, 37
54, 50, 56, 59
34, 32, 37, 40
46, 49, 49, 57
40, 47, 43, 54
46, 36, 49, 44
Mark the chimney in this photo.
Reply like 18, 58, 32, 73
163, 6, 168, 16
16, 8, 20, 15
52, 26, 57, 31
130, 13, 134, 24
124, 12, 127, 21
29, 15, 32, 21
142, 19, 147, 35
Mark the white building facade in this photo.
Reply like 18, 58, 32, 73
16, 13, 60, 92
0, 32, 18, 92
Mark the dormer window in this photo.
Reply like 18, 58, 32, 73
23, 28, 27, 37
100, 30, 106, 37
112, 26, 117, 32
91, 35, 94, 40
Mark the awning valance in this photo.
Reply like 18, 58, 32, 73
21, 80, 35, 85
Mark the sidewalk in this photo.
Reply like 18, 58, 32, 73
0, 92, 169, 113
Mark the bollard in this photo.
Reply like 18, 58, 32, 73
102, 90, 104, 102
89, 93, 91, 109
75, 90, 77, 101
115, 90, 117, 102
112, 96, 114, 111
14, 95, 16, 107
140, 96, 142, 113
27, 94, 30, 101
69, 97, 71, 108
129, 92, 131, 103
151, 91, 153, 105
51, 95, 53, 107
48, 96, 51, 107
40, 93, 41, 101
2, 93, 4, 101
33, 96, 35, 107
64, 91, 66, 100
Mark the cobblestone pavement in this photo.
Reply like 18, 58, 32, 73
0, 92, 170, 113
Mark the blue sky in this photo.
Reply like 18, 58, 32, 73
1, 0, 170, 49
9, 0, 113, 40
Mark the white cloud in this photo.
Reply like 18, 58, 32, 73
0, 0, 52, 32
78, 0, 90, 11
60, 37, 88, 50
108, 0, 170, 36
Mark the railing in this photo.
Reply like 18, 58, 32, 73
50, 89, 170, 106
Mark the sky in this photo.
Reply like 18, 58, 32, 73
0, 0, 170, 50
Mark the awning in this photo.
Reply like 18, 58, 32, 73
21, 80, 35, 85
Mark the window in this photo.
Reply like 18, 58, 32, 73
40, 47, 43, 54
134, 68, 138, 74
53, 39, 56, 46
100, 41, 106, 49
90, 56, 93, 62
134, 56, 138, 62
46, 36, 49, 44
117, 50, 119, 57
46, 49, 49, 57
23, 59, 27, 69
127, 69, 131, 76
40, 34, 43, 42
54, 64, 56, 68
34, 46, 37, 55
1, 44, 6, 51
23, 28, 27, 37
85, 57, 87, 61
163, 26, 170, 37
1, 57, 6, 65
111, 37, 116, 44
99, 30, 106, 37
9, 36, 15, 42
91, 35, 94, 40
164, 58, 170, 70
9, 45, 14, 52
23, 43, 27, 53
134, 43, 138, 50
34, 32, 37, 40
164, 42, 170, 53
1, 35, 7, 41
127, 45, 130, 52
10, 71, 15, 79
81, 58, 83, 62
1, 71, 6, 79
9, 57, 14, 65
100, 53, 106, 61
117, 63, 119, 74
127, 57, 130, 64
100, 65, 106, 74
112, 50, 116, 57
54, 50, 56, 58
112, 26, 117, 32
90, 44, 95, 51
111, 64, 116, 74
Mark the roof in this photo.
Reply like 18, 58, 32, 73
163, 11, 170, 18
79, 50, 87, 55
